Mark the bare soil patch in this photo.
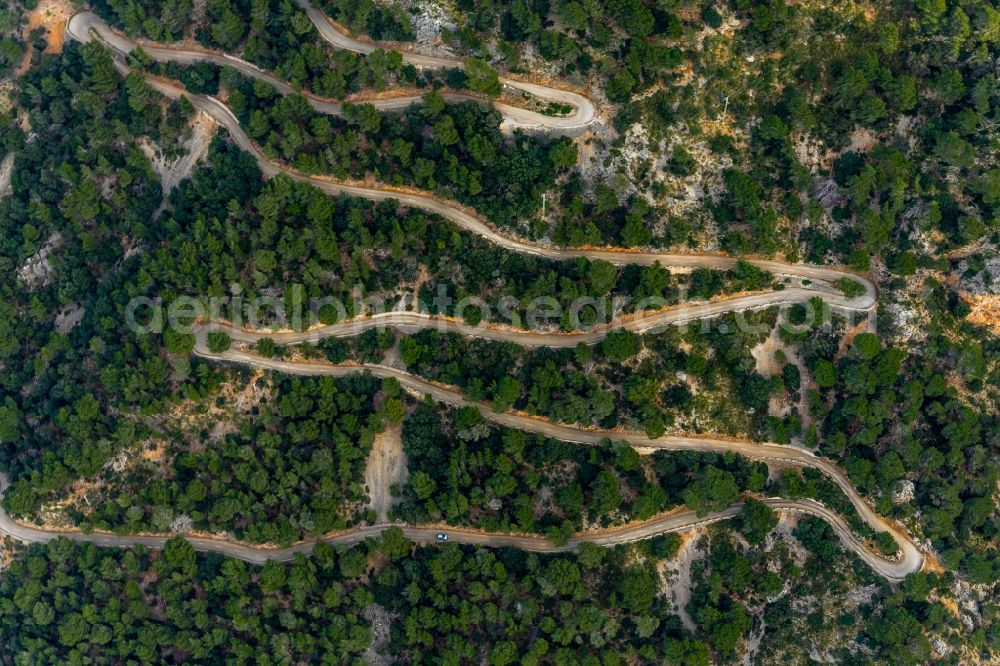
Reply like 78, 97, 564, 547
22, 0, 72, 65
661, 530, 703, 633
54, 302, 85, 334
141, 111, 217, 212
365, 422, 407, 523
751, 321, 816, 434
962, 292, 1000, 335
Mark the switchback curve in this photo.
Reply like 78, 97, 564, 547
199, 286, 852, 349
44, 10, 921, 582
65, 17, 880, 314
0, 469, 916, 580
66, 11, 595, 136
188, 341, 923, 581
290, 0, 596, 134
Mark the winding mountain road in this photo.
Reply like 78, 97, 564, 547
0, 468, 916, 580
291, 0, 596, 134
67, 12, 878, 314
203, 287, 844, 348
30, 8, 927, 582
67, 10, 595, 136
186, 339, 922, 581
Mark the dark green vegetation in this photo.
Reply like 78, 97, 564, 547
397, 399, 767, 541
714, 1, 1000, 264
4, 519, 995, 664
0, 44, 771, 524
143, 137, 771, 326
0, 0, 29, 77
1, 1, 999, 663
72, 375, 385, 545
95, 0, 419, 99
320, 0, 415, 41
90, 0, 193, 42
226, 73, 576, 225
388, 310, 788, 438
2, 532, 694, 662
795, 308, 1000, 582
0, 534, 397, 663
268, 311, 784, 442
441, 0, 683, 90
0, 43, 209, 509
435, 0, 1000, 263
99, 0, 504, 104
750, 515, 991, 665
91, 0, 1000, 262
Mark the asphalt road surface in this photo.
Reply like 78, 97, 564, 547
67, 11, 595, 136
31, 10, 923, 582
189, 337, 922, 581
292, 0, 596, 134
0, 471, 918, 580
64, 15, 880, 314
200, 286, 857, 349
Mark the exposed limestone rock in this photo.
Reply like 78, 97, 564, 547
810, 178, 843, 208
891, 480, 915, 505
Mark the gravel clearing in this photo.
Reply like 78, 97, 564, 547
365, 422, 407, 523
141, 112, 217, 215
54, 303, 85, 334
750, 319, 815, 435
362, 603, 395, 666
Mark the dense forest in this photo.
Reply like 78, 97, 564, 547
138, 137, 772, 329
799, 301, 1000, 581
0, 0, 28, 77
430, 0, 1000, 261
0, 0, 998, 662
395, 399, 876, 549
397, 399, 769, 539
0, 42, 776, 519
0, 43, 208, 506
132, 57, 573, 225
69, 374, 385, 545
226, 73, 576, 225
4, 524, 988, 664
94, 0, 421, 98
86, 0, 1000, 262
386, 310, 791, 438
